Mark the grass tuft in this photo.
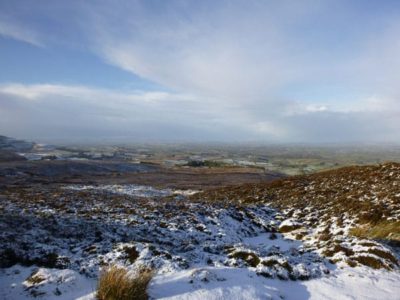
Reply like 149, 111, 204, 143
96, 265, 153, 300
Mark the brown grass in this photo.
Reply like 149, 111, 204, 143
353, 255, 386, 270
123, 246, 139, 264
278, 223, 302, 233
350, 221, 400, 242
322, 244, 354, 257
97, 265, 153, 300
366, 248, 398, 265
228, 251, 260, 267
25, 271, 45, 285
192, 163, 400, 220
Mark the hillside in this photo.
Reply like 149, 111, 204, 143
193, 163, 400, 269
0, 135, 34, 162
0, 135, 34, 152
0, 162, 399, 299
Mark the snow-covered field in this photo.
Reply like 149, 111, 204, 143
2, 259, 399, 299
150, 265, 400, 300
0, 265, 96, 300
0, 183, 399, 299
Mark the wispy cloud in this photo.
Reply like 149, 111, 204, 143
0, 18, 43, 47
85, 1, 312, 99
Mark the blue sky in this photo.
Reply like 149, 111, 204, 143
0, 0, 400, 143
0, 39, 152, 89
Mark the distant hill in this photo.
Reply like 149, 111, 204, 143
0, 135, 35, 152
0, 135, 35, 161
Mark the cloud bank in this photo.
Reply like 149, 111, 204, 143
1, 83, 398, 143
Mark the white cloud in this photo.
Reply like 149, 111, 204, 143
0, 83, 256, 142
1, 83, 399, 143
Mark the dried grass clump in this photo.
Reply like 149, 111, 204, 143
97, 265, 153, 300
123, 246, 139, 264
228, 251, 260, 267
353, 255, 386, 270
323, 244, 354, 258
278, 223, 302, 233
25, 271, 46, 285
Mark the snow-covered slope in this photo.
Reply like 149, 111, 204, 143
196, 163, 400, 270
149, 265, 400, 300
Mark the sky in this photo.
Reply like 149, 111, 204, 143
0, 0, 400, 144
